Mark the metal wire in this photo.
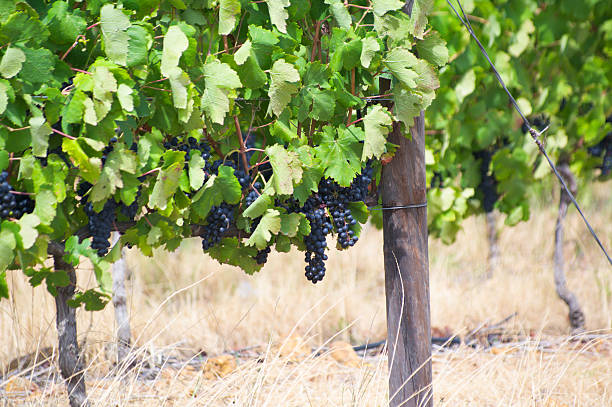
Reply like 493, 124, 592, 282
445, 0, 612, 267
368, 202, 428, 211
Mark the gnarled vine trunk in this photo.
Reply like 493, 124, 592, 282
554, 163, 585, 331
53, 255, 89, 407
485, 211, 500, 278
111, 233, 132, 365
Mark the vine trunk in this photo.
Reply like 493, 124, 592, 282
53, 255, 89, 407
553, 163, 585, 331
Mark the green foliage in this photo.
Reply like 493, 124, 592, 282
0, 0, 443, 307
425, 0, 612, 241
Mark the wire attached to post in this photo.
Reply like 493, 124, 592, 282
368, 202, 428, 211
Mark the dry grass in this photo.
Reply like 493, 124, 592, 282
1, 182, 611, 406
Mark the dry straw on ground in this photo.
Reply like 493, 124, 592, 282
1, 182, 610, 406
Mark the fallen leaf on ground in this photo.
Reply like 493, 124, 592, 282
329, 341, 362, 368
274, 335, 312, 362
203, 354, 237, 379
4, 376, 39, 394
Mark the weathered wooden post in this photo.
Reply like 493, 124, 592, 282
381, 2, 432, 401
382, 113, 432, 407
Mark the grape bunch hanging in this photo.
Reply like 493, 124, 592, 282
75, 129, 374, 284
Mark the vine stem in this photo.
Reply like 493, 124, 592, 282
203, 127, 223, 158
61, 35, 85, 61
70, 67, 91, 74
9, 191, 34, 196
51, 127, 77, 140
233, 116, 250, 174
1, 123, 30, 132
347, 68, 356, 126
356, 1, 372, 27
223, 35, 230, 53
346, 4, 372, 10
347, 117, 364, 127
311, 20, 322, 62
139, 167, 160, 178
249, 120, 276, 131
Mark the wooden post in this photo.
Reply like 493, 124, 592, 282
53, 254, 89, 407
111, 233, 132, 365
382, 113, 432, 407
380, 2, 432, 405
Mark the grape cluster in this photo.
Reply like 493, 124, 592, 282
474, 150, 498, 213
120, 190, 140, 221
244, 182, 261, 206
587, 133, 612, 176
200, 202, 234, 250
303, 206, 331, 283
255, 247, 271, 265
0, 172, 34, 220
164, 137, 211, 171
521, 114, 550, 134
84, 199, 117, 257
296, 165, 373, 283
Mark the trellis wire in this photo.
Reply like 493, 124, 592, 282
445, 0, 612, 267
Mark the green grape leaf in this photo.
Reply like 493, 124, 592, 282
415, 31, 448, 67
325, 0, 351, 30
0, 272, 8, 299
508, 19, 534, 58
29, 116, 52, 157
384, 47, 419, 88
68, 290, 111, 311
18, 214, 40, 250
243, 193, 273, 219
280, 212, 302, 237
191, 165, 242, 219
219, 0, 241, 35
34, 187, 57, 225
117, 83, 134, 112
246, 208, 281, 249
455, 68, 475, 103
168, 67, 190, 110
0, 222, 17, 273
201, 58, 241, 124
266, 0, 290, 33
317, 126, 363, 186
148, 162, 183, 210
18, 48, 54, 84
372, 0, 404, 17
0, 150, 8, 171
0, 81, 8, 114
234, 40, 251, 65
293, 167, 322, 204
188, 154, 206, 190
92, 65, 117, 102
207, 238, 262, 274
394, 85, 421, 129
62, 138, 102, 183
161, 25, 189, 76
0, 47, 26, 78
361, 36, 380, 68
362, 105, 392, 160
266, 144, 303, 195
374, 11, 412, 43
43, 1, 87, 45
267, 59, 300, 116
100, 4, 131, 66
408, 0, 433, 39
126, 25, 152, 67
